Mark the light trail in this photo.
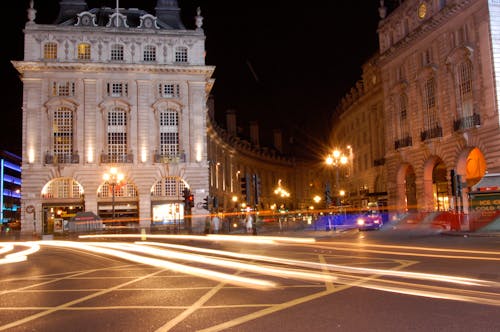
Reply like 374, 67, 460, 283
0, 242, 40, 265
37, 241, 276, 290
79, 233, 315, 244
141, 241, 497, 287
2, 240, 499, 307
100, 242, 337, 284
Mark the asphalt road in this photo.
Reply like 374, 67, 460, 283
1, 229, 499, 332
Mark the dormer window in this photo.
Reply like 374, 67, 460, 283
143, 45, 156, 62
175, 47, 188, 63
111, 44, 124, 61
43, 42, 57, 60
77, 43, 91, 60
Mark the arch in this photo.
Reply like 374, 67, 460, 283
150, 176, 190, 225
41, 177, 84, 199
97, 178, 139, 223
457, 146, 486, 187
396, 163, 417, 212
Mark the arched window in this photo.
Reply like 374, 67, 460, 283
151, 176, 188, 198
143, 45, 156, 62
77, 43, 91, 60
44, 42, 57, 60
42, 178, 84, 199
111, 44, 124, 61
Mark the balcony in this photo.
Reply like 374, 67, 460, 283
420, 125, 442, 141
100, 153, 133, 163
45, 152, 79, 164
394, 136, 412, 149
153, 151, 186, 163
453, 113, 480, 131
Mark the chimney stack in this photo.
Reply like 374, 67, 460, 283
226, 110, 237, 136
273, 129, 282, 153
249, 121, 260, 146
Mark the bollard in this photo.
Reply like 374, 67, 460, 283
141, 228, 147, 241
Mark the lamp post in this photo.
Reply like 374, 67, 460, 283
326, 149, 348, 230
103, 167, 124, 221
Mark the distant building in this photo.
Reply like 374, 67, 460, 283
0, 151, 21, 226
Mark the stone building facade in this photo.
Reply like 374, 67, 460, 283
13, 1, 215, 234
330, 57, 386, 211
378, 0, 500, 221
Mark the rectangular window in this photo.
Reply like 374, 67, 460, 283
143, 45, 156, 62
107, 108, 127, 162
53, 108, 73, 162
165, 177, 177, 196
175, 47, 188, 63
77, 43, 91, 60
111, 44, 124, 61
106, 82, 128, 97
44, 43, 57, 60
158, 83, 180, 98
51, 81, 75, 96
160, 110, 179, 157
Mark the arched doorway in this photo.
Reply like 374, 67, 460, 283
150, 176, 189, 231
432, 162, 449, 211
41, 177, 85, 234
97, 181, 139, 226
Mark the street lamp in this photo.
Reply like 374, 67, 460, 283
325, 149, 348, 208
103, 167, 124, 220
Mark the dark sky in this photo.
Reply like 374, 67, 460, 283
1, 0, 381, 159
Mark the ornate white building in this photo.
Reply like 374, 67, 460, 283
13, 0, 215, 234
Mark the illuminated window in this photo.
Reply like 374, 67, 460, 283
53, 107, 73, 163
159, 109, 179, 157
51, 81, 75, 96
111, 44, 124, 61
143, 45, 156, 62
158, 83, 180, 98
175, 46, 188, 63
43, 42, 57, 60
107, 107, 128, 162
77, 43, 91, 60
42, 178, 83, 199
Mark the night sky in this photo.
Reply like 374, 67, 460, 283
0, 0, 381, 159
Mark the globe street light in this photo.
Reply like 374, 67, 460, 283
103, 167, 124, 220
325, 149, 348, 206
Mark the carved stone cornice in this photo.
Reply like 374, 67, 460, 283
11, 61, 215, 78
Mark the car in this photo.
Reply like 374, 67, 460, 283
357, 210, 383, 231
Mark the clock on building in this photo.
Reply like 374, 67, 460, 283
418, 2, 427, 19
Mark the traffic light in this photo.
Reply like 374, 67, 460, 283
254, 174, 261, 205
240, 175, 249, 202
202, 196, 209, 210
183, 188, 194, 209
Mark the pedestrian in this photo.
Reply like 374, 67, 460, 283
211, 213, 220, 234
246, 213, 253, 234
